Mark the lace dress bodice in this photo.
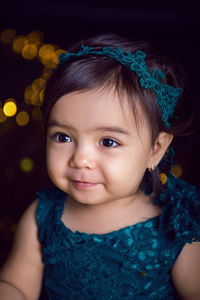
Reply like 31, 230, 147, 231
36, 175, 200, 299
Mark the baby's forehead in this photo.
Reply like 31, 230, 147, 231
51, 87, 147, 132
96, 86, 147, 128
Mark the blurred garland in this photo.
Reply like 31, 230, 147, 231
0, 29, 66, 125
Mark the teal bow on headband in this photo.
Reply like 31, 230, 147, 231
58, 45, 183, 128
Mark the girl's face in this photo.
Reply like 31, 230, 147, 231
46, 88, 154, 207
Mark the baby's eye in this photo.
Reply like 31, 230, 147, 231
100, 138, 120, 148
52, 133, 71, 143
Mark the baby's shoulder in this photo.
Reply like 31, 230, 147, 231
16, 199, 39, 231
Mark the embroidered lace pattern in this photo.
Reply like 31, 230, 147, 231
59, 45, 183, 128
36, 176, 200, 300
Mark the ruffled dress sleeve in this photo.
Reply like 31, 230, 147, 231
36, 187, 66, 244
154, 173, 200, 245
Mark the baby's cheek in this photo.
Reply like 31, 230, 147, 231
119, 155, 147, 181
46, 149, 60, 173
103, 159, 132, 183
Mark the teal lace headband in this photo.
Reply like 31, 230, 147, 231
58, 45, 183, 128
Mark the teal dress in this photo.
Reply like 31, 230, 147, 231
36, 174, 200, 299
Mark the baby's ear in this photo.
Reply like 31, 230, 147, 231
148, 132, 173, 169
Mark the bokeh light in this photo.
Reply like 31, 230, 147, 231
38, 44, 55, 59
38, 44, 59, 68
22, 44, 38, 60
32, 78, 46, 93
55, 49, 67, 57
24, 79, 46, 106
171, 164, 182, 178
3, 99, 17, 117
42, 52, 58, 68
0, 108, 7, 123
28, 30, 44, 42
24, 85, 34, 104
12, 36, 28, 54
39, 89, 45, 103
0, 29, 16, 44
160, 173, 167, 185
27, 31, 42, 48
31, 93, 42, 106
16, 111, 30, 126
19, 158, 34, 172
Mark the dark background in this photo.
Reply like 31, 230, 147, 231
0, 1, 200, 266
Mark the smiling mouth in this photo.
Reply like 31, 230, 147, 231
72, 180, 98, 188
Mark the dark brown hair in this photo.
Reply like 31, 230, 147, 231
41, 33, 188, 194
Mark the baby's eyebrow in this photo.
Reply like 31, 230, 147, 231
48, 120, 131, 136
48, 120, 70, 129
94, 126, 130, 136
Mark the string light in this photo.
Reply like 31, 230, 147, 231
30, 93, 40, 106
38, 44, 60, 68
12, 36, 28, 54
24, 85, 34, 104
1, 29, 67, 121
22, 44, 38, 60
19, 157, 34, 172
0, 29, 16, 44
3, 99, 17, 117
28, 30, 44, 42
39, 89, 45, 103
160, 173, 167, 185
16, 111, 30, 126
32, 78, 46, 93
171, 164, 182, 178
27, 31, 42, 47
38, 44, 55, 59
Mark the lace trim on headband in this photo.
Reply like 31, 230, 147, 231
59, 45, 183, 128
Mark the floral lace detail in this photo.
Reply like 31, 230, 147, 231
36, 179, 200, 300
155, 173, 200, 243
59, 45, 183, 128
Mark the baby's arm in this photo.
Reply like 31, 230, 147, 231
0, 200, 44, 300
171, 242, 200, 299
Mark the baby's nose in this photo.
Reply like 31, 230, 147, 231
68, 146, 96, 169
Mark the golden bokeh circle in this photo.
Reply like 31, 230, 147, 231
12, 36, 28, 54
31, 93, 42, 106
22, 44, 38, 60
1, 29, 16, 44
20, 158, 34, 172
160, 173, 167, 185
3, 99, 17, 117
38, 44, 55, 59
171, 164, 182, 178
32, 78, 46, 92
16, 111, 30, 126
24, 85, 35, 104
